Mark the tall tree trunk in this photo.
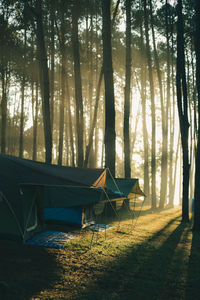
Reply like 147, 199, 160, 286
1, 70, 7, 154
169, 24, 176, 207
121, 0, 132, 211
102, 0, 116, 216
58, 6, 66, 166
165, 0, 171, 206
149, 0, 167, 209
176, 0, 190, 222
102, 0, 116, 175
168, 25, 175, 207
35, 0, 52, 163
89, 13, 94, 128
72, 0, 84, 167
171, 134, 180, 205
94, 127, 99, 167
19, 28, 26, 158
84, 0, 120, 168
19, 78, 25, 158
189, 47, 197, 201
140, 23, 150, 202
143, 0, 156, 209
84, 68, 103, 167
66, 77, 75, 166
50, 1, 55, 133
124, 0, 131, 179
32, 81, 39, 161
57, 62, 65, 165
193, 0, 200, 231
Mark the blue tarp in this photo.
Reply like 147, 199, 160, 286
44, 208, 82, 225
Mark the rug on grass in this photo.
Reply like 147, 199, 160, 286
85, 224, 113, 232
25, 231, 77, 248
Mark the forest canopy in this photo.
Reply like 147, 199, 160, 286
0, 0, 199, 223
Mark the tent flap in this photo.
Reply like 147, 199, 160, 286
106, 178, 145, 198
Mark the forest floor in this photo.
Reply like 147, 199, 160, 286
0, 206, 200, 300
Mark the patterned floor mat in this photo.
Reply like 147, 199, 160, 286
85, 224, 113, 232
25, 231, 77, 248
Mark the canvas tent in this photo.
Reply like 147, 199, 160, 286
0, 154, 107, 241
106, 178, 145, 199
0, 154, 145, 239
0, 185, 44, 242
21, 184, 119, 228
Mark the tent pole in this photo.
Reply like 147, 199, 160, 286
0, 191, 24, 241
107, 168, 136, 230
23, 188, 40, 241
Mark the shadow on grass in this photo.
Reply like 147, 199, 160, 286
0, 240, 60, 300
72, 215, 187, 300
185, 230, 200, 300
96, 205, 181, 226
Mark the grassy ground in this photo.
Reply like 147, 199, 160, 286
0, 206, 200, 300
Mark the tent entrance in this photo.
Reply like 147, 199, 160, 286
26, 204, 38, 232
82, 205, 95, 228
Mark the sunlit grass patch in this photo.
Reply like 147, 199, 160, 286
2, 206, 200, 300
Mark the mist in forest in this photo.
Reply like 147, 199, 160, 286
1, 0, 200, 219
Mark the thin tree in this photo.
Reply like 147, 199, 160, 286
102, 0, 116, 176
0, 9, 11, 155
143, 0, 156, 209
32, 80, 39, 161
193, 0, 200, 231
72, 0, 84, 167
140, 20, 150, 202
102, 0, 116, 216
176, 0, 190, 222
168, 6, 176, 207
34, 0, 52, 163
84, 0, 120, 168
57, 3, 66, 165
49, 0, 55, 132
124, 0, 131, 179
149, 0, 167, 209
121, 0, 132, 211
19, 28, 27, 158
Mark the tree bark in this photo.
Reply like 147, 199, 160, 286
83, 67, 103, 167
1, 70, 7, 154
121, 0, 132, 211
102, 0, 116, 176
58, 6, 66, 166
168, 16, 176, 207
66, 77, 75, 166
32, 81, 39, 161
19, 78, 25, 158
124, 0, 131, 179
143, 0, 156, 209
50, 1, 55, 133
193, 0, 200, 231
140, 23, 150, 203
35, 0, 52, 163
102, 0, 116, 216
149, 0, 167, 209
72, 0, 84, 167
176, 0, 190, 222
84, 0, 120, 168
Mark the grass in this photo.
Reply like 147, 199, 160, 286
0, 206, 200, 300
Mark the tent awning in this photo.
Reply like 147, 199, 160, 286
106, 178, 145, 198
20, 184, 120, 208
0, 154, 107, 188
